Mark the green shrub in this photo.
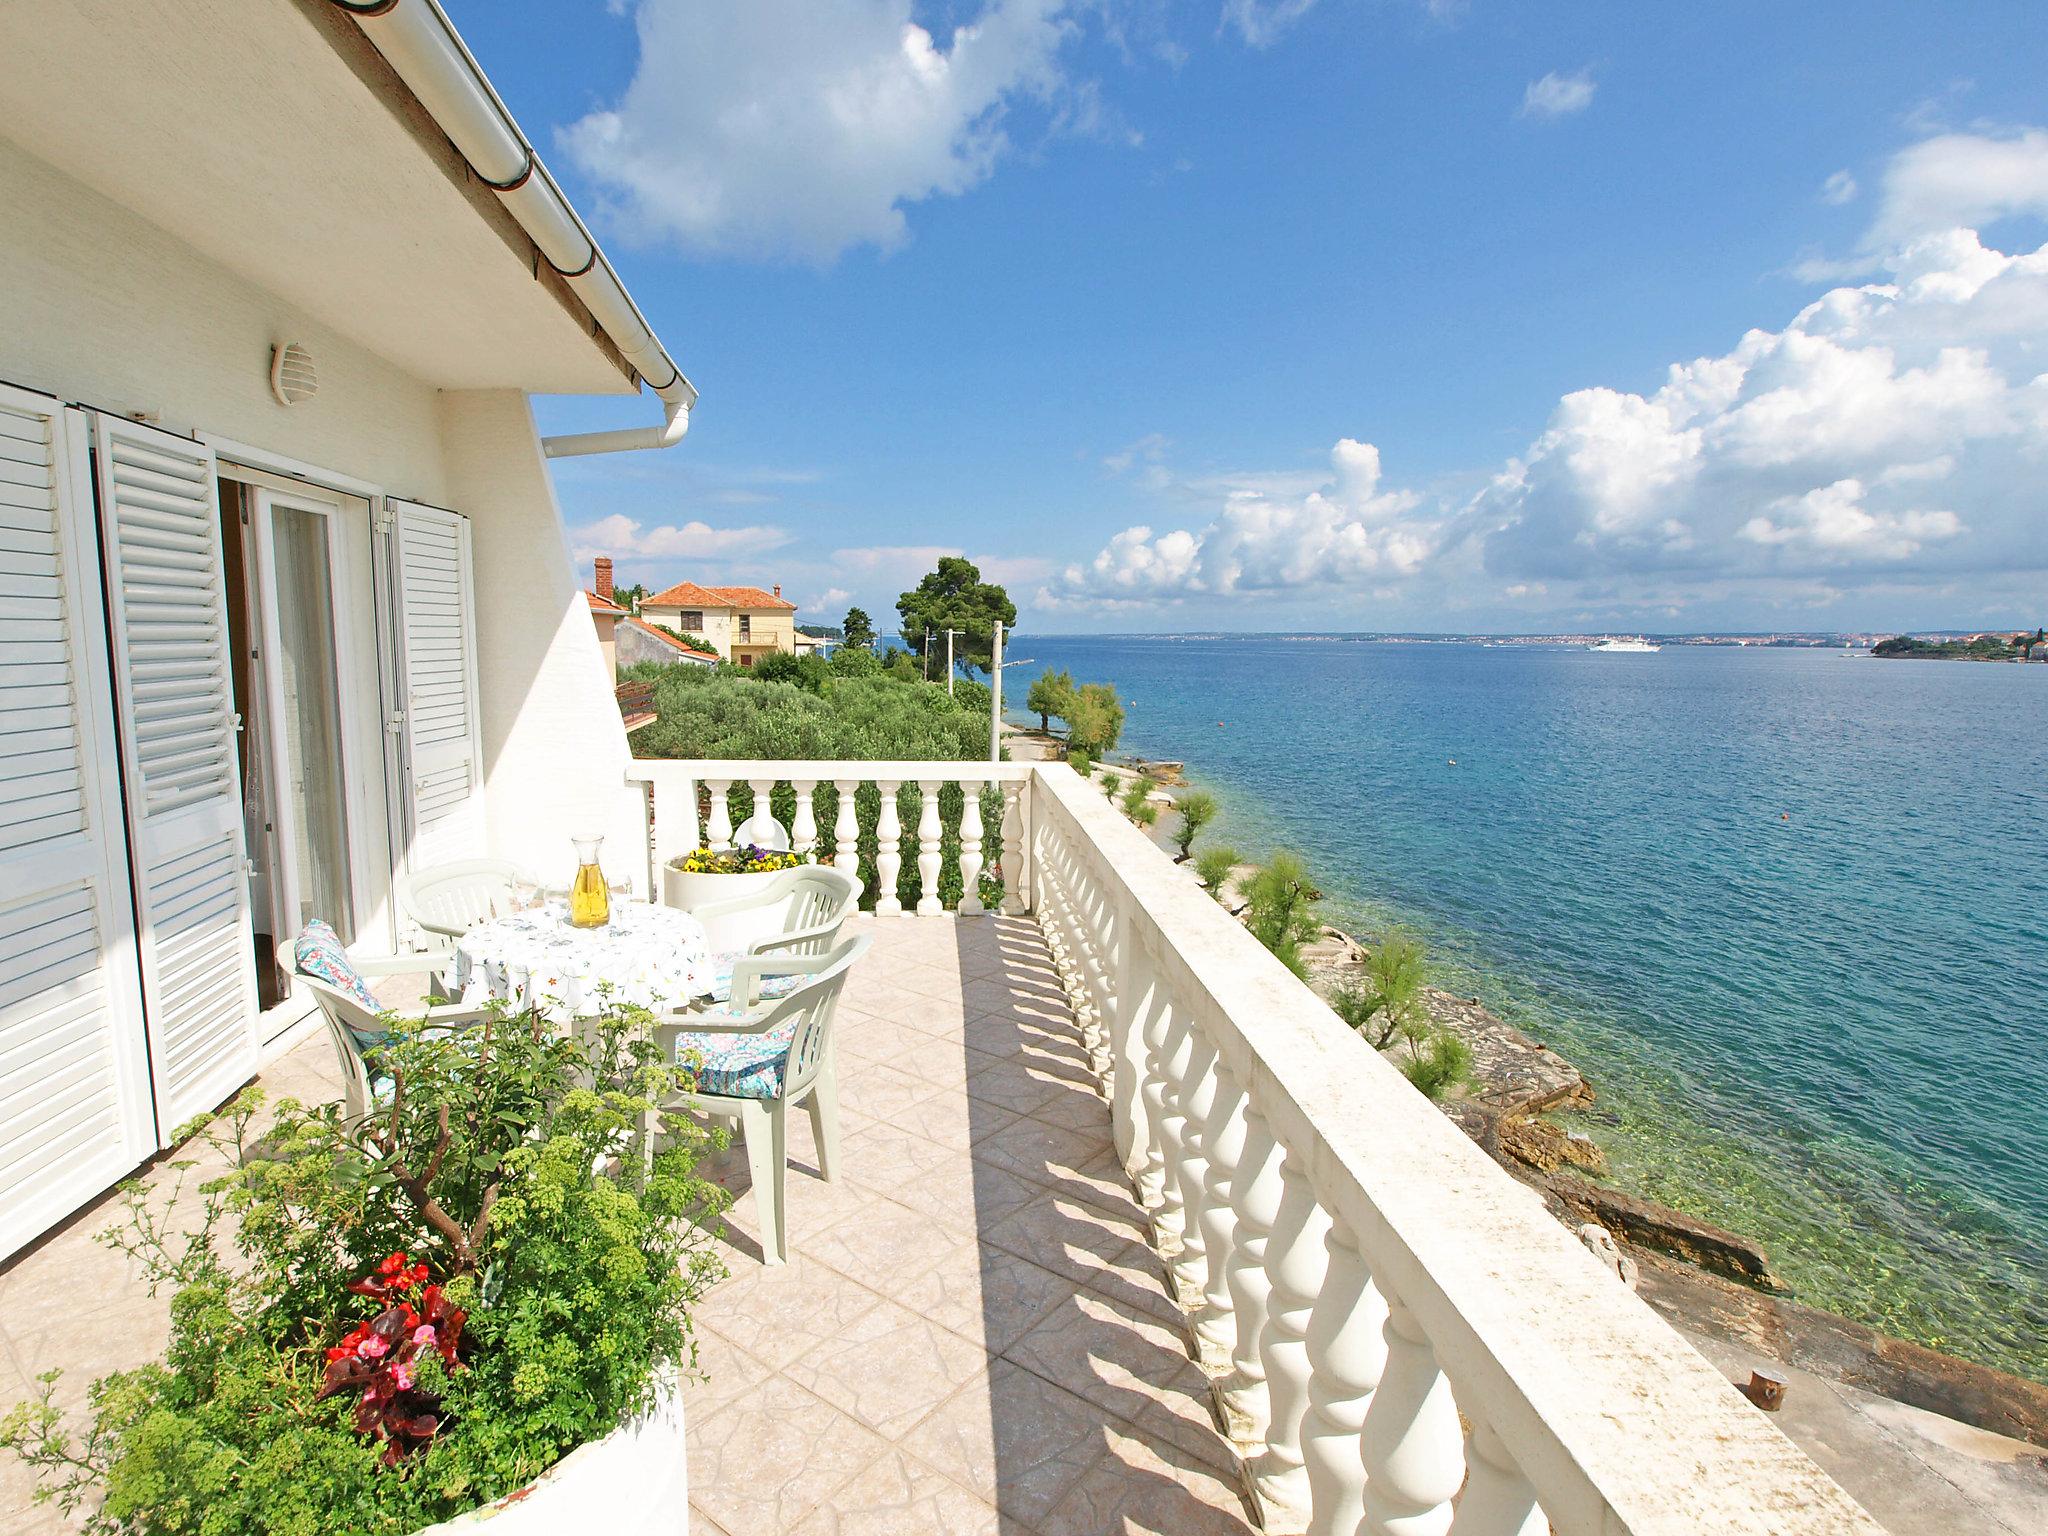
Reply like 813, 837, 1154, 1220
1066, 748, 1093, 775
1120, 778, 1157, 827
1066, 682, 1124, 756
1194, 846, 1239, 902
1244, 852, 1322, 978
1402, 1030, 1473, 1101
1332, 931, 1429, 1050
1027, 669, 1075, 732
1170, 790, 1216, 862
2, 1010, 724, 1533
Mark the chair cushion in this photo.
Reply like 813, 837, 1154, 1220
294, 920, 381, 1016
704, 949, 802, 1005
673, 1021, 798, 1099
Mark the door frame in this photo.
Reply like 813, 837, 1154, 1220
246, 482, 366, 957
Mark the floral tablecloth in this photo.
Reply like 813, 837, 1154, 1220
453, 900, 713, 1021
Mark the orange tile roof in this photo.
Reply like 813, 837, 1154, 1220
585, 588, 626, 617
642, 580, 796, 612
623, 616, 719, 660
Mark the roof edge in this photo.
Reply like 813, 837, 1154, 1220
318, 0, 696, 425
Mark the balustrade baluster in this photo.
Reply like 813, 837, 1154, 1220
1301, 1216, 1389, 1536
1107, 909, 1150, 1170
705, 781, 733, 851
790, 780, 819, 857
1252, 1146, 1334, 1533
1193, 1067, 1250, 1373
957, 784, 985, 915
1000, 778, 1029, 913
1160, 1018, 1214, 1303
915, 780, 943, 914
1139, 993, 1186, 1253
1359, 1298, 1466, 1536
745, 779, 774, 845
1446, 1421, 1545, 1536
832, 779, 860, 887
873, 781, 903, 916
1222, 1106, 1283, 1450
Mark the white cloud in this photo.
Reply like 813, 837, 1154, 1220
1473, 227, 2048, 586
571, 513, 792, 562
1046, 438, 1439, 606
563, 0, 1084, 262
1865, 129, 2048, 250
1821, 169, 1859, 205
1220, 0, 1319, 48
1520, 69, 1596, 121
1736, 479, 1963, 561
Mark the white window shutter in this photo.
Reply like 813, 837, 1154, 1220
0, 387, 156, 1256
94, 415, 260, 1135
392, 499, 484, 869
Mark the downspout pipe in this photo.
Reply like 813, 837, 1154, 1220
331, 0, 696, 455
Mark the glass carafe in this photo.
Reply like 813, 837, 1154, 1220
568, 835, 611, 929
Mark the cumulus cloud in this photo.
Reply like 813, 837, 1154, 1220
563, 0, 1084, 261
1520, 69, 1596, 121
571, 513, 791, 562
1472, 228, 2048, 587
1865, 129, 2048, 250
1046, 439, 1439, 606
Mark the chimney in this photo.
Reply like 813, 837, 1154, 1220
772, 584, 781, 600
594, 557, 614, 602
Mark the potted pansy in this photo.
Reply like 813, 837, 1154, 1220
663, 843, 807, 950
2, 1003, 727, 1535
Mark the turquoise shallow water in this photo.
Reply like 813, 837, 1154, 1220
1013, 637, 2048, 1381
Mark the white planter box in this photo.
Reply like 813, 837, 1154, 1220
414, 1375, 686, 1533
662, 866, 788, 953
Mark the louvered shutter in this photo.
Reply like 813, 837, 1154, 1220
94, 416, 261, 1133
0, 387, 155, 1256
393, 499, 484, 868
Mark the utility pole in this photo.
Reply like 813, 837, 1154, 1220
989, 620, 1032, 762
942, 627, 964, 696
922, 626, 932, 682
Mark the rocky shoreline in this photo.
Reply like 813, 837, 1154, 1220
1021, 729, 2048, 1448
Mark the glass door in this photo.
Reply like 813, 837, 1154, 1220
250, 488, 356, 945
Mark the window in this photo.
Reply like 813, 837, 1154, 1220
739, 615, 752, 641
740, 653, 754, 668
679, 609, 703, 630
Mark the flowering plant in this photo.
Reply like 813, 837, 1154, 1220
317, 1252, 467, 1464
671, 843, 804, 875
1, 1005, 727, 1533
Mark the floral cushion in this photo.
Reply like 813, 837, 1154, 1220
294, 920, 380, 1016
673, 1020, 798, 1099
704, 948, 802, 1005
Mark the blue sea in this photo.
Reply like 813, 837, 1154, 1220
1010, 636, 2048, 1381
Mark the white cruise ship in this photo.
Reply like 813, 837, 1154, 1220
1591, 635, 1661, 653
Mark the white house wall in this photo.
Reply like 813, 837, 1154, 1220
438, 391, 647, 896
0, 137, 451, 502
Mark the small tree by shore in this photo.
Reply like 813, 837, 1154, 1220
1027, 668, 1075, 733
1403, 1032, 1473, 1100
1170, 790, 1216, 862
1195, 846, 1239, 902
1120, 777, 1158, 827
1331, 931, 1428, 1050
1244, 853, 1321, 978
1067, 682, 1125, 756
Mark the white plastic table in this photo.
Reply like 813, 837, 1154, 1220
453, 900, 713, 1022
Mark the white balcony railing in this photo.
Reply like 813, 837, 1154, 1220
628, 758, 1883, 1536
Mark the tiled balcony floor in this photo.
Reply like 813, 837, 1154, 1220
682, 912, 1256, 1535
0, 914, 1255, 1536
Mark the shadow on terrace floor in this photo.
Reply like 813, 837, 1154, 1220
681, 911, 1255, 1535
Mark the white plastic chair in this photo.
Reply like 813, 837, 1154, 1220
396, 859, 531, 940
654, 934, 870, 1265
293, 954, 485, 1122
687, 865, 861, 999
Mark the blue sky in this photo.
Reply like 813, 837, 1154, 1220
448, 1, 2048, 635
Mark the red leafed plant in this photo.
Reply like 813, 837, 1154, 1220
316, 1251, 468, 1464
